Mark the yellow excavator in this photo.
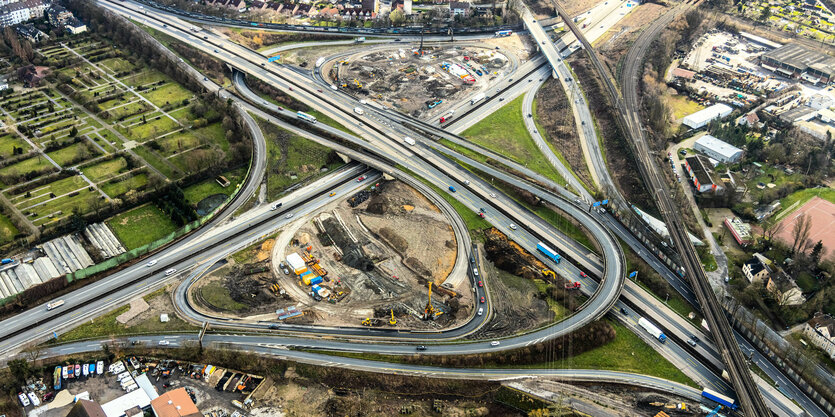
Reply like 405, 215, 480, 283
542, 269, 556, 280
361, 317, 372, 326
423, 282, 435, 320
389, 309, 397, 326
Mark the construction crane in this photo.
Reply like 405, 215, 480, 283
389, 309, 397, 326
423, 282, 435, 320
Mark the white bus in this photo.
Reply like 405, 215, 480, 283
297, 111, 317, 123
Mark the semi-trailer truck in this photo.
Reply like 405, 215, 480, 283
701, 388, 738, 410
46, 300, 65, 310
470, 92, 486, 105
536, 242, 561, 263
495, 30, 513, 37
638, 317, 667, 342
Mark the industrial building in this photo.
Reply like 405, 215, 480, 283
761, 43, 835, 85
684, 155, 723, 193
682, 103, 733, 129
694, 134, 744, 163
724, 217, 752, 246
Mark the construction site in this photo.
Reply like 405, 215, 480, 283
195, 180, 467, 329
322, 42, 517, 119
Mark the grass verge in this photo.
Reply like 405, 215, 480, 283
107, 203, 178, 250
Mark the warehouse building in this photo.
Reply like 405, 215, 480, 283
761, 43, 835, 85
694, 134, 744, 163
682, 103, 733, 129
684, 155, 723, 193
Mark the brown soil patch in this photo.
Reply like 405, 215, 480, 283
257, 239, 275, 262
597, 3, 670, 69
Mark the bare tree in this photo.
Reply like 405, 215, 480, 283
791, 213, 812, 254
763, 217, 785, 242
21, 342, 43, 364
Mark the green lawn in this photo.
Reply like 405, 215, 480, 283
0, 155, 55, 182
0, 134, 30, 158
101, 173, 149, 198
461, 95, 564, 184
775, 187, 835, 219
133, 145, 180, 179
667, 94, 705, 120
183, 168, 245, 206
83, 157, 128, 182
198, 282, 246, 311
107, 203, 179, 250
401, 165, 489, 231
140, 83, 193, 108
30, 189, 98, 226
106, 101, 150, 120
119, 115, 180, 141
56, 289, 195, 343
46, 142, 98, 167
0, 213, 19, 244
10, 175, 88, 206
97, 57, 136, 74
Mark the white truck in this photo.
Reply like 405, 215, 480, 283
638, 317, 667, 342
470, 92, 486, 105
403, 137, 416, 146
355, 37, 366, 43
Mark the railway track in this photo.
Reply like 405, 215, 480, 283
550, 0, 772, 415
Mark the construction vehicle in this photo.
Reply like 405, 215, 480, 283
565, 281, 581, 290
541, 269, 556, 280
423, 282, 435, 320
353, 79, 362, 89
389, 309, 397, 326
361, 318, 372, 326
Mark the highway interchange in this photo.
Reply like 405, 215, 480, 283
0, 0, 827, 415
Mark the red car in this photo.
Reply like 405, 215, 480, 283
357, 176, 365, 182
477, 280, 483, 287
478, 212, 485, 218
579, 272, 588, 278
480, 296, 485, 303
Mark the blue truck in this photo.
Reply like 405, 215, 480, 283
701, 388, 738, 410
536, 242, 561, 263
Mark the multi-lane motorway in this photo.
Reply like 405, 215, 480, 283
0, 0, 824, 415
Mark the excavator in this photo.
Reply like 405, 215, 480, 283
542, 269, 556, 280
389, 309, 397, 326
423, 282, 444, 320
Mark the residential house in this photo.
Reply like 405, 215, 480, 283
15, 22, 47, 42
449, 0, 470, 16
742, 253, 771, 283
46, 3, 72, 27
1, 0, 46, 27
67, 399, 106, 417
803, 313, 835, 359
64, 16, 85, 34
18, 64, 48, 88
736, 111, 761, 128
765, 272, 805, 305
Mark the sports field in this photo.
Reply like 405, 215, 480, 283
775, 197, 835, 254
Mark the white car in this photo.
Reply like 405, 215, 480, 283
158, 340, 170, 346
463, 180, 470, 185
146, 260, 157, 267
509, 224, 517, 230
489, 193, 497, 198
490, 341, 500, 346
285, 213, 294, 219
270, 202, 282, 211
164, 268, 177, 276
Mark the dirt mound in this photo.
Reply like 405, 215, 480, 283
483, 229, 543, 279
379, 227, 408, 252
257, 239, 275, 262
225, 264, 275, 307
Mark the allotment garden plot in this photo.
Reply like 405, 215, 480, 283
0, 36, 234, 237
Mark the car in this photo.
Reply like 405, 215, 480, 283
463, 180, 470, 185
416, 345, 427, 351
489, 193, 497, 198
448, 186, 456, 193
477, 307, 484, 316
509, 78, 513, 82
499, 97, 504, 101
158, 340, 170, 346
289, 87, 293, 91
528, 79, 533, 82
164, 268, 176, 276
203, 77, 208, 81
478, 280, 483, 287
329, 192, 336, 197
213, 49, 218, 53
270, 203, 282, 211
203, 36, 208, 40
18, 393, 29, 407
581, 120, 585, 125
687, 338, 697, 347
479, 207, 485, 213
146, 260, 157, 267
317, 89, 323, 93
490, 341, 500, 346
679, 149, 687, 155
480, 296, 486, 304
282, 267, 290, 275
539, 78, 543, 81
163, 24, 167, 27
357, 176, 366, 182
509, 223, 517, 230
394, 38, 401, 42
619, 307, 627, 315
478, 212, 485, 218
528, 113, 532, 117
261, 63, 265, 66
285, 213, 294, 219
